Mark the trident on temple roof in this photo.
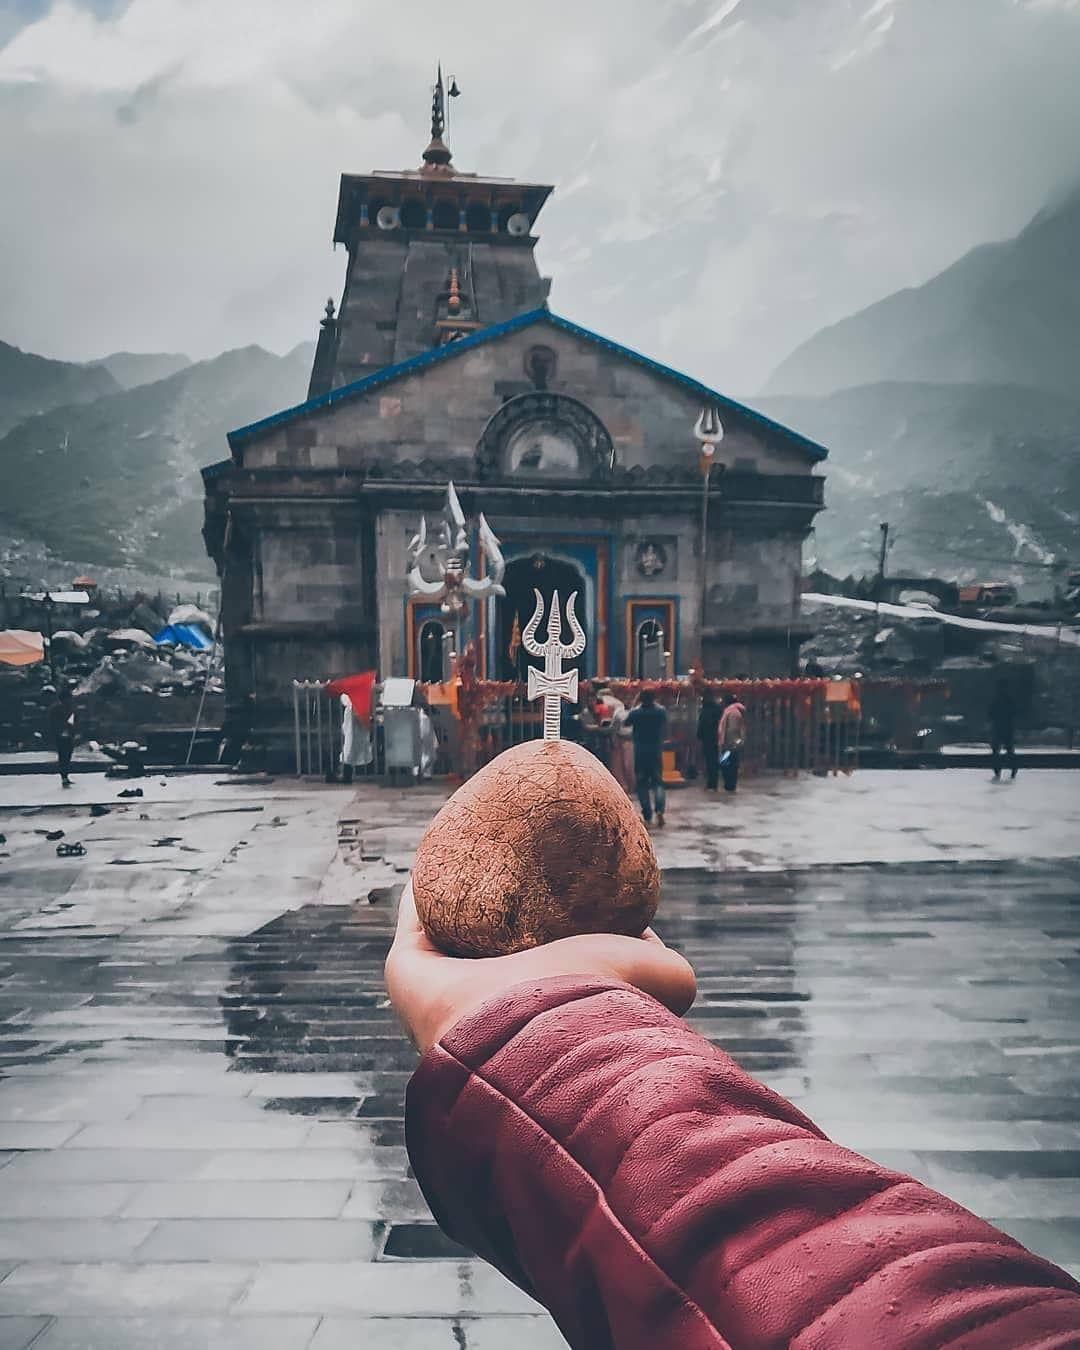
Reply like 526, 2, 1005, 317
422, 63, 459, 172
522, 588, 586, 741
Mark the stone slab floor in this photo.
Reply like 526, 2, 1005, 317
0, 769, 1077, 1348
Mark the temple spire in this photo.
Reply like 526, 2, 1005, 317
421, 64, 454, 172
432, 63, 446, 141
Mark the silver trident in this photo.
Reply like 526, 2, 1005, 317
406, 481, 506, 615
522, 588, 587, 740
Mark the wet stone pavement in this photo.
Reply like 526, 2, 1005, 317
0, 773, 1078, 1347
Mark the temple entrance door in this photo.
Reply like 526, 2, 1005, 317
636, 619, 666, 679
499, 554, 589, 681
418, 620, 448, 684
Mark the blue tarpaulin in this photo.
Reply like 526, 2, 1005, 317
153, 623, 213, 650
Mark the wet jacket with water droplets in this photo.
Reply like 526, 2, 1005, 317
407, 978, 1080, 1349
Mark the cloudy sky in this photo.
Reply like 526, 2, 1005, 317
1, 0, 1079, 393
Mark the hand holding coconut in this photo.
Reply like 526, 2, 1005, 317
388, 594, 693, 1051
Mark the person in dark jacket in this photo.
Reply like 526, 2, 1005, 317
989, 675, 1018, 780
47, 685, 77, 788
625, 688, 667, 826
386, 882, 1080, 1350
696, 688, 722, 791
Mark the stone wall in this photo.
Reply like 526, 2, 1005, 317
240, 323, 816, 480
255, 527, 365, 627
705, 530, 803, 632
332, 237, 549, 384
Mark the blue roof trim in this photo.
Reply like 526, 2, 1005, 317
226, 309, 828, 461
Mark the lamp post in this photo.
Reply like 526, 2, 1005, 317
693, 406, 725, 671
23, 587, 90, 686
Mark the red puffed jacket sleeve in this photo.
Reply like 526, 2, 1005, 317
406, 977, 1080, 1350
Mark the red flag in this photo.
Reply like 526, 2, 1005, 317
326, 671, 376, 723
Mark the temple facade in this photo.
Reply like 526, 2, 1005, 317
202, 73, 827, 760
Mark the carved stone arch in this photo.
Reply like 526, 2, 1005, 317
475, 392, 615, 482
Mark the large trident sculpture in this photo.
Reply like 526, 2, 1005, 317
522, 588, 587, 740
407, 483, 506, 663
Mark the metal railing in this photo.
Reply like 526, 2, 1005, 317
291, 677, 866, 781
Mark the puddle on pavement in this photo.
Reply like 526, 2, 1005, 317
382, 1222, 472, 1260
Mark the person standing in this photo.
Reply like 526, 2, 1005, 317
988, 675, 1018, 781
696, 688, 722, 791
340, 692, 373, 784
594, 681, 633, 794
48, 685, 77, 788
625, 688, 667, 827
717, 692, 747, 794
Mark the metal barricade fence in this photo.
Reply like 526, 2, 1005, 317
293, 681, 332, 778
292, 680, 386, 779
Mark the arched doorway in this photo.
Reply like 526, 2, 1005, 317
498, 554, 589, 681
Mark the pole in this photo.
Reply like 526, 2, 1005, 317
877, 521, 890, 584
700, 459, 711, 668
874, 522, 890, 636
188, 512, 231, 768
293, 683, 302, 777
185, 620, 221, 768
44, 595, 55, 684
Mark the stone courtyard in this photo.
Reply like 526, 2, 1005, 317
0, 768, 1078, 1348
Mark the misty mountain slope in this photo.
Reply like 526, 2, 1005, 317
0, 340, 119, 436
88, 351, 192, 390
765, 186, 1080, 398
754, 381, 1080, 583
0, 344, 312, 573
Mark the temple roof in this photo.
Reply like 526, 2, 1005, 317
226, 309, 829, 462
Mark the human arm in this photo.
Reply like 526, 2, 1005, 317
394, 914, 1080, 1348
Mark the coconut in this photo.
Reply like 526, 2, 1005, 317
412, 738, 660, 957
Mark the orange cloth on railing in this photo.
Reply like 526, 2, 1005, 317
425, 681, 460, 717
825, 679, 861, 714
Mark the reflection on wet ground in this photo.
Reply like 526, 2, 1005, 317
0, 855, 1078, 1346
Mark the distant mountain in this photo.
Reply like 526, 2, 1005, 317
765, 185, 1080, 399
0, 340, 119, 436
753, 381, 1080, 589
0, 344, 313, 574
88, 351, 192, 390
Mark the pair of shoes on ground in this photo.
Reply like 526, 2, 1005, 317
644, 813, 666, 828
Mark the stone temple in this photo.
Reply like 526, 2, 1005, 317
202, 72, 827, 762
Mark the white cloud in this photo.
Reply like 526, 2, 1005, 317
0, 0, 1078, 392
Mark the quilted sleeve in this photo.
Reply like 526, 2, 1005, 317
406, 977, 1080, 1350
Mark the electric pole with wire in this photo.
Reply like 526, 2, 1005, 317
874, 522, 890, 635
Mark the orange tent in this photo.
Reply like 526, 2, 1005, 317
0, 630, 45, 667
